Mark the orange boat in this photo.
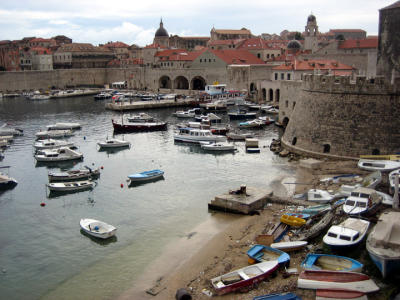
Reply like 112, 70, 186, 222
280, 214, 306, 227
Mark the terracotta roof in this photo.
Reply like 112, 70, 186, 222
273, 59, 353, 71
30, 47, 51, 55
103, 41, 130, 48
381, 1, 400, 10
329, 29, 366, 33
29, 38, 54, 43
157, 49, 206, 61
237, 38, 283, 50
155, 49, 187, 57
144, 43, 167, 49
209, 49, 265, 65
338, 38, 378, 49
56, 43, 112, 53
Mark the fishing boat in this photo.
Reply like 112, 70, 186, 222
200, 142, 236, 152
366, 211, 400, 278
112, 119, 167, 133
270, 241, 308, 252
323, 218, 370, 249
0, 168, 18, 190
35, 147, 83, 162
34, 139, 75, 150
46, 122, 81, 130
48, 166, 100, 182
301, 254, 363, 272
280, 215, 306, 227
210, 260, 279, 295
226, 132, 253, 141
342, 187, 383, 216
97, 138, 130, 149
128, 169, 164, 182
297, 270, 379, 293
239, 119, 266, 129
301, 204, 331, 216
253, 292, 301, 300
47, 180, 95, 192
127, 112, 154, 123
228, 109, 257, 120
316, 289, 368, 300
295, 210, 334, 241
306, 189, 338, 204
247, 244, 290, 266
265, 222, 289, 242
173, 108, 200, 118
174, 128, 226, 144
35, 129, 74, 139
357, 159, 400, 172
80, 218, 117, 239
339, 171, 382, 197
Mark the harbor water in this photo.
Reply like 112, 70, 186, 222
0, 96, 295, 300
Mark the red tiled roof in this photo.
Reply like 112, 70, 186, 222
237, 38, 283, 50
273, 59, 353, 71
29, 38, 54, 43
103, 41, 130, 48
155, 49, 187, 57
144, 43, 167, 49
209, 49, 265, 65
30, 47, 51, 55
338, 38, 378, 49
157, 49, 206, 61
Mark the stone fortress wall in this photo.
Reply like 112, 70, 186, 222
281, 74, 400, 159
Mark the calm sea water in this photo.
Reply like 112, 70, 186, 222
0, 96, 295, 300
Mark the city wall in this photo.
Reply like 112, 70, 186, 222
281, 74, 400, 158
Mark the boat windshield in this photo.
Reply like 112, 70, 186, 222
327, 232, 337, 238
346, 200, 356, 206
339, 235, 351, 241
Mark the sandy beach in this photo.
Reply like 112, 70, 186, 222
117, 159, 392, 300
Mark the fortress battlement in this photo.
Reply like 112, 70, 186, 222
302, 74, 399, 95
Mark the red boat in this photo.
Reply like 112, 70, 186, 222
297, 270, 379, 293
316, 289, 367, 299
211, 260, 278, 295
112, 119, 167, 133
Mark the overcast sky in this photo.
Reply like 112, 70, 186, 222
0, 0, 395, 46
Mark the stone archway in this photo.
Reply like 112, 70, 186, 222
282, 117, 289, 128
250, 82, 256, 93
275, 89, 280, 102
159, 76, 171, 89
174, 76, 189, 90
262, 88, 266, 101
191, 76, 206, 90
269, 88, 274, 101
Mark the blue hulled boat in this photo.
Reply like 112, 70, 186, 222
301, 253, 363, 272
253, 292, 301, 300
247, 244, 290, 266
128, 169, 164, 182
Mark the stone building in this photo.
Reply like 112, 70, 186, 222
376, 1, 400, 84
210, 28, 253, 41
236, 38, 282, 62
326, 29, 367, 40
102, 41, 130, 60
304, 14, 319, 53
169, 36, 209, 50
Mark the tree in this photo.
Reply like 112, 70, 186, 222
294, 32, 304, 40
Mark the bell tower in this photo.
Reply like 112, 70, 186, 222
304, 13, 319, 52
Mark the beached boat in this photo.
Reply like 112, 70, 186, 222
342, 187, 383, 216
264, 222, 289, 243
280, 215, 306, 227
366, 211, 400, 278
80, 218, 117, 239
357, 159, 400, 172
316, 289, 368, 300
174, 128, 226, 144
34, 139, 75, 150
270, 241, 308, 252
306, 189, 338, 203
97, 138, 130, 149
210, 260, 279, 295
388, 168, 400, 194
46, 122, 81, 130
128, 169, 164, 182
253, 292, 301, 300
127, 112, 154, 123
35, 129, 74, 139
47, 180, 95, 192
295, 210, 334, 241
297, 270, 379, 293
285, 213, 310, 219
35, 147, 83, 162
339, 171, 382, 197
0, 169, 18, 190
200, 142, 236, 152
48, 166, 100, 182
301, 204, 331, 216
112, 119, 167, 133
301, 254, 363, 272
323, 218, 370, 249
247, 244, 290, 266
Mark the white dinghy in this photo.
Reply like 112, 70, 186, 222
80, 218, 117, 239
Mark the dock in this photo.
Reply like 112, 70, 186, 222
208, 186, 273, 215
105, 99, 196, 111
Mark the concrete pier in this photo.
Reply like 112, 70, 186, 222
105, 99, 196, 111
208, 186, 273, 215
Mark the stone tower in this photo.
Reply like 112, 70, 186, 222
376, 1, 400, 84
304, 13, 319, 53
153, 18, 169, 47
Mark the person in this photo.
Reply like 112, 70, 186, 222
174, 95, 177, 102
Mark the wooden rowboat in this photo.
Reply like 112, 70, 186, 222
280, 215, 306, 227
270, 241, 308, 252
301, 254, 363, 272
247, 244, 290, 266
297, 270, 379, 293
316, 289, 367, 300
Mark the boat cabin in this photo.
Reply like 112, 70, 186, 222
205, 84, 226, 96
178, 128, 213, 137
326, 226, 361, 243
343, 187, 381, 215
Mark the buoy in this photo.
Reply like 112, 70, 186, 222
84, 136, 86, 140
101, 166, 104, 169
120, 183, 124, 188
40, 202, 46, 207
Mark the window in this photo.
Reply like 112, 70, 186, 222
327, 232, 337, 238
267, 54, 270, 58
340, 235, 351, 241
209, 59, 211, 62
323, 144, 330, 153
287, 73, 291, 80
293, 102, 296, 109
200, 59, 202, 62
281, 73, 284, 80
285, 100, 288, 107
274, 73, 278, 80
292, 137, 297, 145
257, 53, 261, 58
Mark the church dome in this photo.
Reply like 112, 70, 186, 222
155, 19, 168, 37
307, 14, 316, 22
287, 40, 302, 49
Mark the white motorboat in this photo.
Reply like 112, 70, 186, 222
357, 159, 400, 172
323, 218, 370, 249
342, 187, 383, 215
226, 132, 253, 141
339, 171, 382, 197
97, 138, 130, 149
0, 124, 23, 136
47, 180, 95, 192
48, 166, 100, 182
366, 211, 400, 278
0, 170, 18, 190
35, 147, 83, 162
35, 129, 74, 139
46, 122, 81, 130
174, 128, 226, 144
80, 218, 117, 239
29, 94, 51, 100
94, 92, 112, 100
264, 107, 279, 114
306, 189, 338, 203
238, 119, 266, 129
388, 168, 400, 194
34, 139, 74, 150
173, 108, 200, 118
127, 112, 154, 123
200, 142, 236, 152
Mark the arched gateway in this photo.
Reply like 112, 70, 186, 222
174, 76, 189, 90
191, 76, 206, 90
159, 76, 171, 89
